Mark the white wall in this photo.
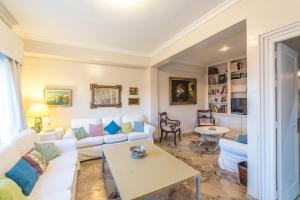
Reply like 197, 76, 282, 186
22, 56, 149, 129
158, 63, 206, 133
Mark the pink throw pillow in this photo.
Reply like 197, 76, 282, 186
89, 124, 104, 137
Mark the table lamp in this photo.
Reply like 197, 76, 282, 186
27, 103, 48, 133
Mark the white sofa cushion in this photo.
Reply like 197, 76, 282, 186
127, 132, 149, 141
122, 115, 145, 127
11, 129, 37, 155
71, 118, 100, 134
77, 136, 104, 148
29, 190, 71, 200
102, 116, 121, 134
29, 166, 76, 199
47, 151, 78, 172
0, 144, 21, 175
104, 134, 127, 144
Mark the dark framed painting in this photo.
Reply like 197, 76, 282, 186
128, 98, 140, 105
44, 89, 72, 107
129, 87, 138, 95
90, 84, 122, 108
169, 77, 197, 105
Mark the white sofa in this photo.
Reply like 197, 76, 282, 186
63, 115, 155, 161
0, 129, 79, 200
218, 138, 247, 173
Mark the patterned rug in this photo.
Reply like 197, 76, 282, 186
76, 134, 247, 200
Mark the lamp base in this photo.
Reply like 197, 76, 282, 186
33, 117, 43, 133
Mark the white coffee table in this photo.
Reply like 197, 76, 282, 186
102, 141, 201, 200
194, 126, 230, 151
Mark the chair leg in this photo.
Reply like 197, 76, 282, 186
173, 133, 177, 147
164, 133, 168, 140
178, 129, 182, 141
160, 130, 163, 143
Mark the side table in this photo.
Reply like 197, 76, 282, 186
37, 128, 64, 142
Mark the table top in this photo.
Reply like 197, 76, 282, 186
102, 141, 200, 200
194, 126, 230, 135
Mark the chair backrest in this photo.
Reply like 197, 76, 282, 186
197, 109, 214, 126
158, 112, 168, 127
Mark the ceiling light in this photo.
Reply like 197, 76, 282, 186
219, 46, 230, 52
104, 0, 139, 7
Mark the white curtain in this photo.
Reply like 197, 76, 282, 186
0, 53, 27, 143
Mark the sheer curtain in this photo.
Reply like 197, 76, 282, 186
0, 53, 27, 143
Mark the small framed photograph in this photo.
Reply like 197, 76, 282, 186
44, 89, 72, 106
128, 98, 140, 105
129, 87, 138, 95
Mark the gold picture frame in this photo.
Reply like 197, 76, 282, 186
44, 89, 72, 107
90, 84, 122, 108
169, 77, 197, 105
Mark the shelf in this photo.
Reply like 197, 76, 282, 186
231, 78, 247, 81
231, 69, 247, 73
208, 83, 227, 87
208, 102, 228, 104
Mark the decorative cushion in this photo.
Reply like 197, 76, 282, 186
89, 124, 104, 137
104, 121, 121, 135
235, 135, 247, 144
34, 142, 61, 161
0, 176, 26, 200
133, 121, 144, 132
5, 159, 39, 196
22, 148, 47, 175
121, 122, 132, 133
72, 127, 89, 140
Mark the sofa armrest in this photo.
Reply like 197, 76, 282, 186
219, 138, 247, 157
63, 128, 76, 140
54, 139, 77, 153
144, 123, 155, 139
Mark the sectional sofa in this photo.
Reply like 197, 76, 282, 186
63, 115, 155, 161
0, 129, 79, 200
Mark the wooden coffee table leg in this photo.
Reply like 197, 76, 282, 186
196, 175, 200, 200
102, 154, 105, 172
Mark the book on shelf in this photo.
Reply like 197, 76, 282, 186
209, 104, 227, 113
220, 85, 227, 94
208, 77, 217, 85
231, 60, 247, 71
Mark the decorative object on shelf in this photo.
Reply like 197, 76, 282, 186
169, 77, 197, 105
208, 67, 219, 75
44, 89, 72, 106
27, 103, 48, 133
218, 74, 227, 84
90, 84, 122, 108
130, 146, 146, 159
128, 98, 140, 105
159, 112, 181, 146
197, 110, 215, 127
129, 87, 138, 95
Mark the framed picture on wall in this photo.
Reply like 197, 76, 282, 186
169, 77, 197, 105
128, 98, 140, 105
129, 87, 138, 95
90, 84, 122, 108
44, 89, 72, 106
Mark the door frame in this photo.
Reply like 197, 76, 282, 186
260, 21, 300, 200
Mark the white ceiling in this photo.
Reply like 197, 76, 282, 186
2, 0, 227, 56
170, 20, 246, 66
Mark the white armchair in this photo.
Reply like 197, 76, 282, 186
218, 138, 247, 173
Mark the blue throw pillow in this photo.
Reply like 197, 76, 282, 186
5, 159, 39, 196
104, 120, 121, 134
134, 121, 144, 132
235, 135, 247, 144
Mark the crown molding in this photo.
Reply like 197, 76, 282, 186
0, 1, 17, 28
16, 30, 150, 58
149, 0, 241, 57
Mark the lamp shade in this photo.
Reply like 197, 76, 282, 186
27, 103, 48, 117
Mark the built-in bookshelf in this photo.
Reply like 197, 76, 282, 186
207, 57, 247, 115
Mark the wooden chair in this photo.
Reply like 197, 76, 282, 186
197, 110, 215, 127
159, 112, 181, 146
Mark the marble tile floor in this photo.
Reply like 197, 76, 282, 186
76, 134, 247, 200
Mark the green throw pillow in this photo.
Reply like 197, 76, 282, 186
0, 176, 26, 200
34, 142, 60, 161
121, 122, 132, 133
72, 127, 88, 140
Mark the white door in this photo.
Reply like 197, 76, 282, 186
276, 42, 299, 200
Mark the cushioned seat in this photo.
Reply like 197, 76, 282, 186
29, 190, 71, 200
77, 136, 104, 148
161, 124, 180, 131
29, 166, 76, 199
127, 132, 149, 141
47, 151, 78, 171
104, 134, 127, 144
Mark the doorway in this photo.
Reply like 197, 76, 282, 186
260, 22, 300, 200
